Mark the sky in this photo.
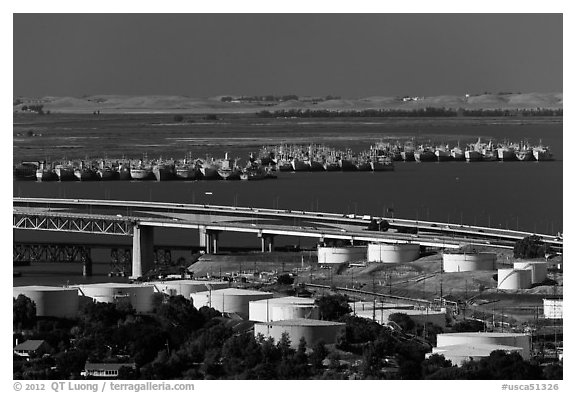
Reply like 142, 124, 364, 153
13, 13, 563, 98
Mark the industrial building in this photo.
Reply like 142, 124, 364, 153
497, 268, 532, 290
249, 296, 319, 322
543, 298, 563, 319
317, 245, 366, 264
367, 243, 420, 263
13, 285, 79, 319
354, 308, 447, 328
513, 261, 548, 284
151, 279, 229, 298
433, 332, 531, 364
190, 288, 273, 317
254, 318, 345, 348
442, 252, 496, 272
76, 283, 155, 313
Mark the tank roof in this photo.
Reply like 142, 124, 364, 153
14, 285, 78, 292
251, 296, 316, 305
75, 283, 152, 289
434, 343, 524, 357
255, 319, 344, 327
194, 288, 273, 296
152, 279, 228, 285
438, 332, 530, 338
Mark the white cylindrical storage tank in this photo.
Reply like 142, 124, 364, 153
152, 280, 229, 298
317, 246, 367, 264
497, 269, 532, 290
443, 252, 496, 272
367, 243, 420, 263
13, 286, 79, 319
76, 283, 155, 313
249, 296, 318, 322
271, 304, 319, 321
254, 319, 345, 348
513, 262, 548, 284
543, 298, 563, 319
191, 288, 273, 316
436, 332, 531, 360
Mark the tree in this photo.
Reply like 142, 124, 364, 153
514, 235, 550, 259
13, 295, 36, 330
309, 341, 328, 370
315, 294, 351, 321
388, 313, 415, 332
276, 273, 294, 285
421, 353, 453, 378
452, 319, 485, 332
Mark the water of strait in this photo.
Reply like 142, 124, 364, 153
13, 115, 563, 285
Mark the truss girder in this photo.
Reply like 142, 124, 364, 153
13, 213, 133, 236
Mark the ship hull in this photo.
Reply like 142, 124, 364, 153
371, 161, 394, 171
130, 168, 154, 180
435, 151, 452, 162
36, 169, 57, 182
323, 162, 340, 171
515, 151, 534, 162
309, 160, 325, 171
201, 166, 221, 180
401, 151, 415, 162
14, 163, 38, 180
533, 150, 553, 161
74, 168, 97, 181
291, 159, 310, 171
55, 167, 76, 181
153, 166, 176, 181
176, 167, 199, 180
465, 150, 483, 162
118, 166, 132, 180
414, 151, 436, 162
497, 148, 517, 161
97, 168, 119, 180
339, 159, 357, 171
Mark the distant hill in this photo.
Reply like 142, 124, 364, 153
13, 92, 563, 114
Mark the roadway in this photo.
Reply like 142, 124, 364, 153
13, 198, 552, 251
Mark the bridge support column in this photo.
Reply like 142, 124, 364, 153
199, 226, 207, 249
201, 229, 220, 254
82, 259, 92, 277
259, 234, 275, 253
131, 225, 154, 279
210, 231, 220, 254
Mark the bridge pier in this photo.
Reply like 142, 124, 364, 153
82, 258, 92, 277
200, 226, 220, 253
131, 225, 154, 279
259, 233, 275, 253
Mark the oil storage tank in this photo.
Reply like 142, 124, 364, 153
436, 332, 531, 360
442, 252, 496, 272
249, 296, 318, 322
76, 283, 155, 313
317, 246, 367, 264
513, 261, 548, 284
191, 288, 273, 317
367, 243, 420, 263
497, 269, 532, 290
13, 286, 79, 319
152, 280, 229, 298
254, 319, 345, 348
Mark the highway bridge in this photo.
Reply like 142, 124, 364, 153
13, 197, 562, 278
